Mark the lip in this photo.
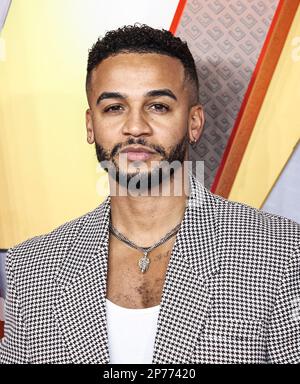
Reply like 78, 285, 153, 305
120, 146, 156, 161
120, 146, 156, 154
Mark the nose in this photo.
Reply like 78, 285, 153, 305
121, 109, 153, 137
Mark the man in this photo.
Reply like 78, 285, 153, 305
0, 24, 299, 364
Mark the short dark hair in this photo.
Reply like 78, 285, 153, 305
86, 24, 199, 104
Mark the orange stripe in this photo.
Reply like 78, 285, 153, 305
212, 0, 300, 197
169, 0, 187, 34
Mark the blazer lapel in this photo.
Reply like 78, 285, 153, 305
54, 196, 111, 364
152, 173, 220, 363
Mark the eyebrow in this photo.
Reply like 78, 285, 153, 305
145, 89, 177, 101
96, 88, 177, 105
96, 92, 125, 105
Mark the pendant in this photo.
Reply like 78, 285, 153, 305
138, 252, 150, 273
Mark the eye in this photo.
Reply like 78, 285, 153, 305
103, 104, 124, 113
149, 103, 170, 113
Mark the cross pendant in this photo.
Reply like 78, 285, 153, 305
138, 252, 150, 273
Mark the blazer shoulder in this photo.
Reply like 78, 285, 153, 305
214, 190, 299, 224
208, 188, 300, 245
6, 202, 105, 271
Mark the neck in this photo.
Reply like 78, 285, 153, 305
109, 166, 190, 246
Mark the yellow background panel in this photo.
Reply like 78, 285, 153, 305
0, 1, 112, 248
229, 6, 300, 208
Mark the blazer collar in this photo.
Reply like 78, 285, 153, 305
174, 170, 219, 280
54, 171, 219, 363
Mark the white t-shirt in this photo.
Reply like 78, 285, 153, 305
106, 299, 160, 364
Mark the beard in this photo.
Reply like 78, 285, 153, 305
95, 135, 188, 192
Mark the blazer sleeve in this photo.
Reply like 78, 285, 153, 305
0, 248, 27, 363
266, 246, 300, 363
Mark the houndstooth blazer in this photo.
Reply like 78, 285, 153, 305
0, 172, 300, 364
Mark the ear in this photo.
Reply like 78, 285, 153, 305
86, 109, 95, 144
188, 104, 205, 144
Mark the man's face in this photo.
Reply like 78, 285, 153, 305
86, 52, 202, 189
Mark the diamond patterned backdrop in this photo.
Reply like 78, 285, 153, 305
176, 0, 279, 188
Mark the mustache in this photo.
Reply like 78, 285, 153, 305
111, 138, 166, 158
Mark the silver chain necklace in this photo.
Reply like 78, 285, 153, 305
109, 218, 181, 273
